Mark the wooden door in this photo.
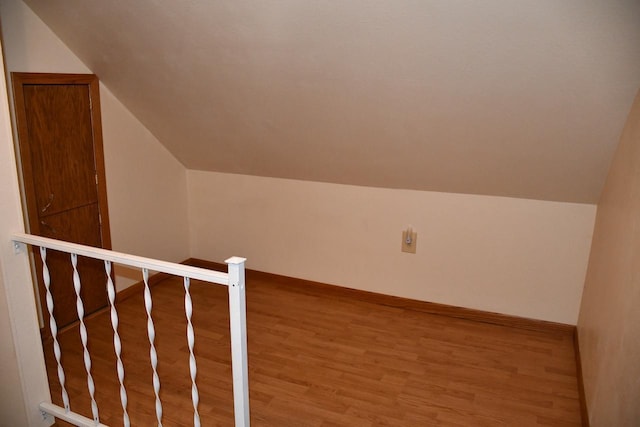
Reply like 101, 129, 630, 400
12, 73, 112, 330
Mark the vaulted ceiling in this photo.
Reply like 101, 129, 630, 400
22, 0, 640, 203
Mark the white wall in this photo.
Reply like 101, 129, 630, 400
0, 39, 52, 427
578, 90, 640, 426
99, 88, 190, 285
188, 171, 596, 324
0, 0, 190, 289
0, 1, 597, 327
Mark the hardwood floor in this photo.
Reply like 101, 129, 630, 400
46, 272, 582, 426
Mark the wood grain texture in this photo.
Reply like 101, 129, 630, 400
47, 270, 582, 426
23, 83, 97, 215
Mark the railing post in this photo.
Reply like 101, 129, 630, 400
226, 256, 250, 427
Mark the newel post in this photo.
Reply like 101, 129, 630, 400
226, 256, 250, 427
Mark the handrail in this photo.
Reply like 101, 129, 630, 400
12, 232, 234, 284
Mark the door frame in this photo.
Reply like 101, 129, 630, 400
11, 72, 113, 333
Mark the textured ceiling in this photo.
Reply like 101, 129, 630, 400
22, 0, 640, 203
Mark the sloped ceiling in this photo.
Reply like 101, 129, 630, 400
22, 0, 640, 203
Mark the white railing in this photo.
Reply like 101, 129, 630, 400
12, 232, 250, 427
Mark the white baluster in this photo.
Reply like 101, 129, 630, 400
143, 268, 163, 426
40, 247, 70, 413
183, 277, 201, 427
71, 253, 100, 425
105, 260, 130, 427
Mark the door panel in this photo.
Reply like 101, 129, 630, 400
23, 84, 99, 216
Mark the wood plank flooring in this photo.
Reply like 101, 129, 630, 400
45, 273, 582, 426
